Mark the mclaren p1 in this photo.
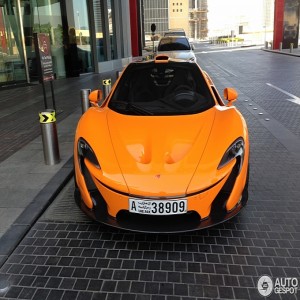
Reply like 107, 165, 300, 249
74, 55, 249, 232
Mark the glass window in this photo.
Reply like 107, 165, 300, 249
0, 1, 26, 85
63, 0, 93, 76
93, 0, 105, 62
108, 0, 117, 60
92, 0, 119, 62
158, 37, 191, 51
25, 0, 65, 79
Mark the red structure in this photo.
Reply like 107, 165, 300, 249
273, 0, 285, 49
0, 12, 7, 52
273, 0, 300, 49
129, 0, 141, 57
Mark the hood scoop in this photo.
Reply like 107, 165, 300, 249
107, 110, 216, 195
126, 142, 192, 165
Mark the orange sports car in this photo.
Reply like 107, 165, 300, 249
74, 55, 249, 232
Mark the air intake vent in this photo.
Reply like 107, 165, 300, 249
155, 55, 170, 63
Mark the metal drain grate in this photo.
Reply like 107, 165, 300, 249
41, 179, 91, 223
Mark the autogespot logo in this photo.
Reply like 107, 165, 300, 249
257, 275, 299, 297
257, 275, 273, 297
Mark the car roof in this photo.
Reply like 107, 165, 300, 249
160, 35, 188, 40
164, 29, 186, 36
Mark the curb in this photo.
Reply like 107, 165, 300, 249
0, 157, 74, 268
262, 48, 300, 57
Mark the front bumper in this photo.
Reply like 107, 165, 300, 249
75, 148, 249, 233
74, 172, 248, 233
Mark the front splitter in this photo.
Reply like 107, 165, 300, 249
74, 188, 247, 233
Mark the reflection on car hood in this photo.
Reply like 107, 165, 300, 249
107, 108, 215, 196
157, 51, 196, 61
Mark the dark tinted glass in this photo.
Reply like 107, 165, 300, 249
158, 37, 191, 51
164, 31, 186, 36
108, 61, 215, 116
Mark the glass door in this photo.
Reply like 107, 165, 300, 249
23, 0, 65, 80
63, 0, 93, 76
0, 1, 26, 85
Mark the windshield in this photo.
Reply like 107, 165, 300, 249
108, 61, 215, 116
158, 37, 191, 51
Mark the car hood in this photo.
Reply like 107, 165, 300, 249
107, 109, 216, 196
157, 50, 195, 61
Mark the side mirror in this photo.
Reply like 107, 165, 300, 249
89, 90, 103, 106
224, 87, 238, 106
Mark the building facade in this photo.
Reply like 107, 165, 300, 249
142, 0, 208, 40
207, 0, 275, 45
0, 0, 133, 88
143, 0, 169, 37
189, 0, 208, 40
169, 0, 189, 35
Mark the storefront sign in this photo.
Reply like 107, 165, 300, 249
34, 33, 54, 82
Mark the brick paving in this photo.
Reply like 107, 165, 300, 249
0, 212, 299, 300
0, 47, 299, 299
0, 73, 114, 163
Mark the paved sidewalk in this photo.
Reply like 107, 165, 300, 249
0, 71, 118, 267
262, 45, 300, 57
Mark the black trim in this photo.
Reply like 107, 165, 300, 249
95, 176, 226, 199
210, 161, 240, 221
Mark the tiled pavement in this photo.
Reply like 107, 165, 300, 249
0, 191, 299, 300
0, 71, 118, 249
0, 47, 300, 300
0, 73, 114, 163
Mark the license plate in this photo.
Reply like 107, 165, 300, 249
129, 198, 187, 215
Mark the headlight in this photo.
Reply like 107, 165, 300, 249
218, 138, 244, 172
78, 138, 100, 168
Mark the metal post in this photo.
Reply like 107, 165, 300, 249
265, 41, 268, 49
80, 89, 91, 113
50, 81, 57, 111
42, 82, 48, 109
116, 71, 122, 79
39, 109, 60, 165
290, 43, 293, 53
279, 42, 282, 51
102, 79, 112, 99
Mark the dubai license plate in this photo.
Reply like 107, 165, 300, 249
129, 199, 187, 215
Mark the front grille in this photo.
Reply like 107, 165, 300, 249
116, 210, 201, 232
